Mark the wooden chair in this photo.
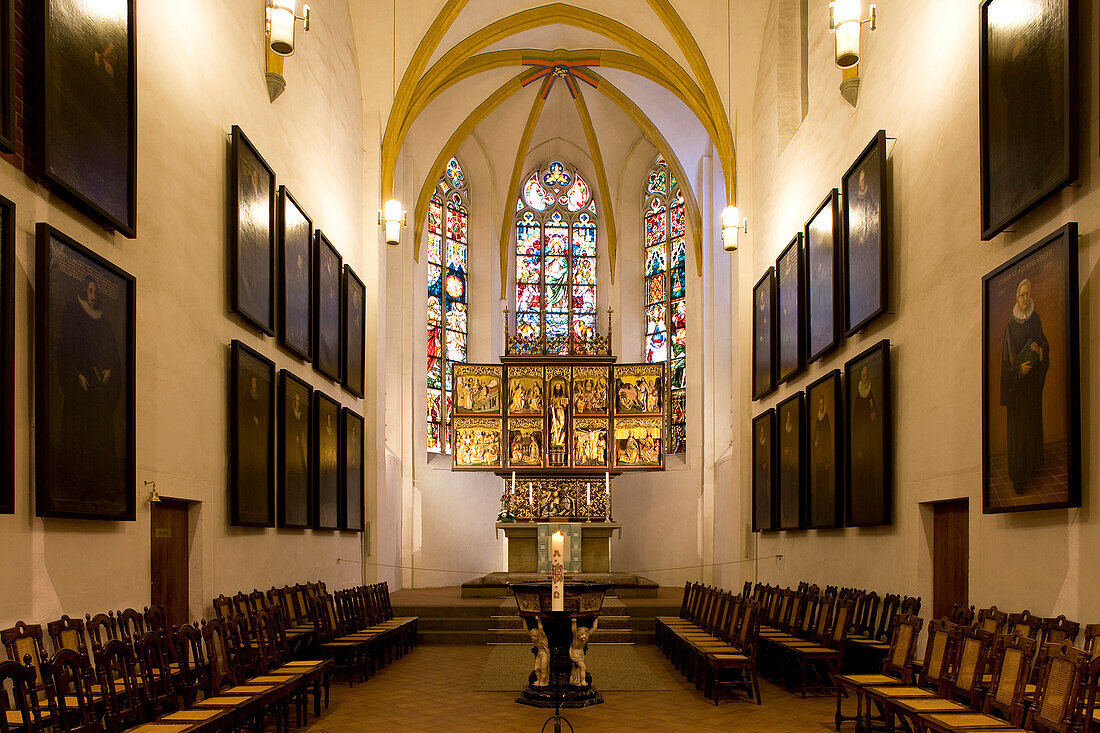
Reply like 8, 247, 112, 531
833, 614, 924, 731
142, 605, 167, 634
133, 630, 177, 719
1007, 611, 1043, 640
193, 618, 266, 730
891, 627, 995, 731
705, 600, 762, 705
984, 634, 1037, 726
1023, 643, 1091, 732
212, 595, 235, 624
96, 638, 145, 733
84, 613, 119, 675
1084, 624, 1100, 657
262, 604, 332, 720
311, 594, 371, 684
46, 616, 90, 661
0, 656, 45, 733
1040, 615, 1080, 646
172, 622, 207, 708
862, 620, 959, 732
977, 606, 1008, 636
782, 597, 854, 698
40, 648, 99, 733
948, 604, 976, 626
1, 622, 49, 696
115, 609, 145, 647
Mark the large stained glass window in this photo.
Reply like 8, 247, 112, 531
427, 157, 469, 454
643, 156, 686, 454
514, 161, 598, 354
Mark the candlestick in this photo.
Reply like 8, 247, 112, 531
551, 531, 564, 611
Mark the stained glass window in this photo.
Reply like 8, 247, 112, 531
643, 156, 687, 454
514, 161, 598, 353
427, 157, 469, 454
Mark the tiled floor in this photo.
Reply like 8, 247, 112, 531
987, 440, 1069, 509
302, 644, 838, 732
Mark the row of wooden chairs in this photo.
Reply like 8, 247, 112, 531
654, 582, 764, 704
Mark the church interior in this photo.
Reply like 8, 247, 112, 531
1, 0, 1099, 730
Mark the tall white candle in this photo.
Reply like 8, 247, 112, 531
551, 530, 564, 611
586, 482, 591, 506
511, 471, 516, 495
529, 482, 533, 504
605, 472, 610, 495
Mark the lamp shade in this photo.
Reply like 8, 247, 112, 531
721, 205, 740, 252
268, 0, 296, 56
832, 0, 861, 68
383, 198, 404, 246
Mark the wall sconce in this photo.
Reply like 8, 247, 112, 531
829, 1, 876, 69
265, 1, 311, 102
721, 205, 747, 252
144, 480, 161, 504
379, 199, 407, 246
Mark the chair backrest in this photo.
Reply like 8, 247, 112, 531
677, 582, 692, 617
173, 622, 208, 700
786, 591, 805, 633
876, 594, 900, 641
738, 600, 759, 649
1007, 610, 1042, 639
143, 605, 168, 633
41, 647, 98, 733
212, 594, 235, 623
831, 598, 855, 646
919, 619, 957, 690
949, 626, 992, 698
899, 595, 921, 616
1041, 615, 1080, 646
262, 607, 294, 667
814, 592, 836, 643
742, 580, 752, 598
200, 618, 237, 693
249, 589, 268, 612
977, 606, 1007, 635
227, 613, 259, 680
134, 630, 177, 717
858, 591, 881, 637
97, 638, 144, 732
0, 657, 44, 733
1027, 642, 1090, 732
884, 614, 923, 679
722, 596, 743, 644
1084, 624, 1100, 657
46, 616, 89, 661
948, 604, 976, 626
116, 608, 145, 645
800, 593, 819, 636
985, 634, 1036, 721
1, 622, 48, 686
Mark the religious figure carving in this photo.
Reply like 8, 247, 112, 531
530, 619, 550, 687
569, 618, 598, 686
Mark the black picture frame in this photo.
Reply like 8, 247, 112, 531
843, 339, 892, 527
751, 409, 776, 533
0, 0, 13, 153
229, 340, 275, 528
34, 223, 135, 521
776, 233, 804, 383
981, 223, 1080, 514
842, 130, 888, 336
0, 195, 14, 513
39, 0, 137, 237
277, 370, 311, 529
776, 391, 804, 531
313, 231, 342, 382
313, 390, 340, 530
229, 125, 276, 336
342, 265, 365, 398
341, 407, 364, 532
979, 0, 1078, 241
751, 268, 776, 400
806, 369, 843, 529
806, 189, 840, 363
278, 186, 313, 362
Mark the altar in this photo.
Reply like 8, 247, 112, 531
496, 521, 623, 573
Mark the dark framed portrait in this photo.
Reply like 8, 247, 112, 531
342, 265, 365, 398
842, 130, 888, 336
35, 224, 135, 521
0, 196, 14, 513
776, 392, 804, 531
806, 190, 840, 363
844, 339, 892, 527
979, 0, 1077, 241
313, 231, 342, 382
612, 416, 663, 470
751, 409, 776, 533
752, 268, 776, 400
453, 364, 503, 416
341, 407, 364, 532
229, 126, 275, 335
982, 223, 1079, 513
776, 234, 804, 383
277, 370, 311, 529
278, 186, 312, 361
312, 390, 340, 530
806, 370, 843, 529
0, 0, 13, 153
507, 417, 543, 468
40, 0, 137, 237
228, 340, 275, 527
452, 417, 503, 470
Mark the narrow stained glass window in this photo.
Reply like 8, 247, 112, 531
643, 155, 687, 454
513, 161, 598, 353
427, 157, 469, 454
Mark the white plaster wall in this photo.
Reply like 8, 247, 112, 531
0, 0, 366, 627
747, 0, 1100, 618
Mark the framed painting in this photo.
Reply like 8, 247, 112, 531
453, 364, 503, 416
0, 196, 11, 513
982, 223, 1079, 513
0, 0, 12, 153
806, 370, 843, 529
507, 366, 544, 416
228, 340, 274, 527
842, 130, 888, 336
40, 0, 137, 237
572, 366, 609, 416
776, 392, 804, 531
312, 390, 340, 530
613, 416, 663, 470
277, 370, 311, 529
341, 407, 364, 532
278, 186, 312, 361
613, 364, 663, 415
776, 233, 804, 383
229, 126, 275, 335
751, 409, 776, 533
844, 339, 892, 527
752, 268, 776, 400
35, 223, 135, 521
572, 417, 608, 468
313, 231, 342, 382
342, 265, 365, 397
979, 0, 1077, 241
453, 417, 503, 470
506, 417, 544, 468
806, 189, 840, 363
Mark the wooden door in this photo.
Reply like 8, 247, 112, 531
151, 499, 190, 627
932, 499, 968, 621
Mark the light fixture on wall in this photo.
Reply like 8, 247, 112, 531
721, 205, 747, 252
829, 0, 876, 69
264, 1, 311, 102
379, 199, 407, 246
144, 480, 161, 504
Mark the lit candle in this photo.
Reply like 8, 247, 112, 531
551, 530, 564, 611
529, 482, 533, 505
605, 471, 609, 495
511, 471, 516, 495
586, 482, 591, 506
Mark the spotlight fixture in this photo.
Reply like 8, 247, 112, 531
379, 199, 407, 246
828, 0, 876, 69
721, 205, 748, 252
264, 1, 311, 101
